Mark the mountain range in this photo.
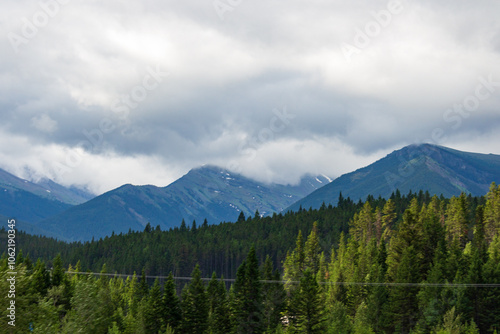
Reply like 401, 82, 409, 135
2, 143, 500, 242
288, 143, 500, 211
35, 165, 331, 241
0, 168, 94, 224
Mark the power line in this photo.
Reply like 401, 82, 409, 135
65, 271, 500, 288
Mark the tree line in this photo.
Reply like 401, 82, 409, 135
2, 188, 486, 279
1, 183, 499, 333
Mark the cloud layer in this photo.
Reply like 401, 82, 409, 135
1, 0, 499, 194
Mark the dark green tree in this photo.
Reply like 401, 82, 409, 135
232, 246, 263, 333
388, 245, 420, 333
261, 255, 286, 332
142, 278, 164, 334
51, 254, 65, 287
180, 264, 209, 334
31, 259, 51, 296
162, 272, 182, 331
207, 272, 231, 334
293, 268, 326, 333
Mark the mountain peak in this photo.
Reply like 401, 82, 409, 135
37, 164, 329, 241
288, 144, 500, 211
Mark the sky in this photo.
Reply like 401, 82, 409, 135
1, 0, 499, 195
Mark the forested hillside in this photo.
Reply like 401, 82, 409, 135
1, 183, 500, 333
6, 189, 464, 278
35, 165, 330, 242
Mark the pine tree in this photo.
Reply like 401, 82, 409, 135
261, 255, 286, 332
387, 204, 422, 282
32, 259, 51, 296
293, 268, 326, 333
416, 240, 447, 332
162, 272, 181, 331
381, 199, 397, 242
366, 241, 390, 332
388, 245, 420, 333
124, 272, 142, 321
445, 193, 470, 248
143, 278, 164, 334
352, 302, 375, 334
232, 246, 263, 333
51, 254, 65, 287
484, 182, 500, 242
284, 230, 305, 291
473, 205, 488, 262
478, 235, 500, 332
62, 275, 114, 333
325, 300, 352, 334
207, 272, 231, 334
351, 202, 374, 242
180, 264, 209, 334
420, 198, 446, 278
304, 222, 321, 274
139, 268, 149, 300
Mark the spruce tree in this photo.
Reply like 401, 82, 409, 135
180, 264, 209, 334
143, 278, 164, 334
207, 272, 231, 333
388, 245, 420, 333
304, 222, 321, 274
484, 182, 500, 242
293, 268, 325, 333
445, 193, 470, 248
232, 246, 263, 334
51, 254, 65, 287
162, 272, 181, 331
32, 259, 51, 296
261, 255, 286, 332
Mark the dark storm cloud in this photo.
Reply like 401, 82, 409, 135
0, 0, 499, 192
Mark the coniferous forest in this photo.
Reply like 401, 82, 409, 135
1, 183, 500, 333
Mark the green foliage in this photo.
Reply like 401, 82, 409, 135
446, 193, 470, 248
3, 184, 500, 333
62, 276, 114, 333
207, 272, 231, 334
325, 301, 352, 334
353, 302, 375, 334
232, 246, 263, 333
32, 259, 51, 296
162, 272, 182, 331
261, 256, 286, 332
292, 268, 326, 333
180, 264, 209, 334
484, 182, 500, 242
142, 279, 164, 334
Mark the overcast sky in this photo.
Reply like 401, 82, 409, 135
1, 0, 499, 194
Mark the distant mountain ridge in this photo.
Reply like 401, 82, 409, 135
0, 168, 95, 224
36, 165, 331, 241
288, 144, 500, 211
